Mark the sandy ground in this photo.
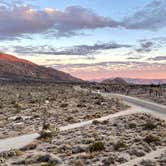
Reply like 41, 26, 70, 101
0, 84, 166, 166
1, 113, 166, 166
0, 84, 128, 139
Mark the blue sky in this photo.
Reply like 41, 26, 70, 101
0, 0, 166, 80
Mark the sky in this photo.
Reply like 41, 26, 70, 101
0, 0, 166, 80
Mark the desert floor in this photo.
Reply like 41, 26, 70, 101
0, 83, 166, 166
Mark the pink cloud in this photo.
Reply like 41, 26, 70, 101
0, 5, 119, 39
54, 61, 166, 80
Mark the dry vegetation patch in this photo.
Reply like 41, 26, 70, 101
2, 113, 165, 166
0, 83, 128, 139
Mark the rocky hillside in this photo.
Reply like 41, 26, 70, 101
102, 77, 128, 85
0, 53, 82, 82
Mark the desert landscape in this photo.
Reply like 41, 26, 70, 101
0, 83, 128, 139
0, 82, 166, 166
84, 80, 166, 105
0, 0, 166, 165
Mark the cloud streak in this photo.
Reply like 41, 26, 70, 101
13, 42, 131, 55
149, 56, 166, 61
122, 0, 166, 30
134, 37, 166, 53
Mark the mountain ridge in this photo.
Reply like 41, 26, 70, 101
91, 77, 166, 85
102, 77, 128, 85
0, 53, 82, 83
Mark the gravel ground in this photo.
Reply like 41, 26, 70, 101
0, 84, 128, 139
1, 113, 166, 166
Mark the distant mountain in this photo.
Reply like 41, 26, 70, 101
0, 53, 82, 82
123, 78, 166, 85
102, 77, 128, 85
91, 77, 166, 85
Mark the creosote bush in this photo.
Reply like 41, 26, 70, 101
39, 130, 53, 140
143, 134, 160, 144
89, 141, 105, 153
60, 103, 68, 108
143, 120, 157, 130
43, 123, 51, 130
92, 120, 100, 125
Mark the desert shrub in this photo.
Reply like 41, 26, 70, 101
89, 141, 105, 153
79, 98, 87, 103
143, 120, 156, 130
60, 103, 68, 108
93, 113, 101, 118
13, 102, 22, 111
143, 134, 160, 144
1, 149, 20, 158
66, 116, 74, 122
0, 103, 3, 109
77, 103, 86, 108
11, 100, 17, 105
114, 140, 127, 151
102, 120, 109, 125
92, 120, 100, 125
29, 99, 38, 104
128, 122, 137, 129
94, 100, 102, 105
43, 123, 51, 130
39, 130, 53, 140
